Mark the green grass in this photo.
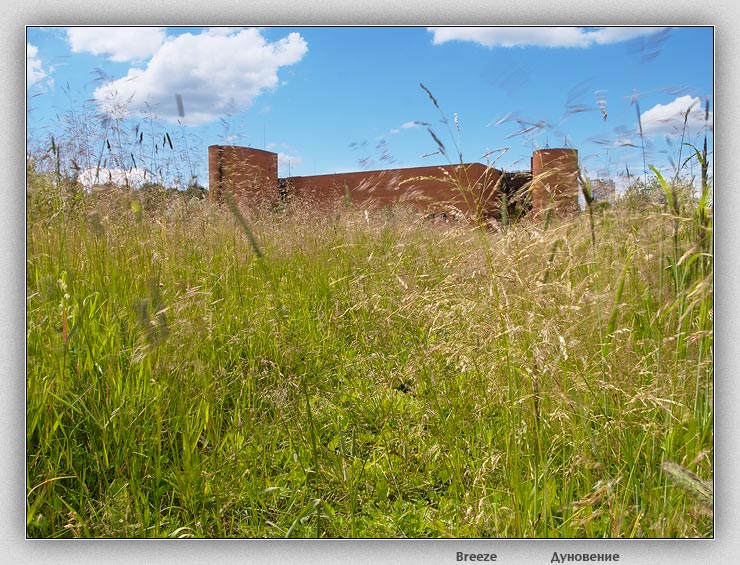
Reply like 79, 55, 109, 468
26, 173, 712, 538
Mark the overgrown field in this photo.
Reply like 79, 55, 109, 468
26, 173, 713, 538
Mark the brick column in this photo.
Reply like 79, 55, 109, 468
207, 145, 278, 206
531, 148, 580, 218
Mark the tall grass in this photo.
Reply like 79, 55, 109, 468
26, 155, 712, 537
27, 78, 205, 192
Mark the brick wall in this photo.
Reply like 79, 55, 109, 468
208, 145, 277, 206
208, 144, 580, 221
285, 163, 503, 219
530, 148, 580, 218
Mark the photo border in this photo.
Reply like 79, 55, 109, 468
9, 3, 737, 563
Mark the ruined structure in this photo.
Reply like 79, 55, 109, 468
208, 145, 580, 221
589, 177, 617, 204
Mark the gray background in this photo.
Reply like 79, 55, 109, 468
6, 3, 737, 563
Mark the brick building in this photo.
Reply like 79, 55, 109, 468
208, 145, 580, 221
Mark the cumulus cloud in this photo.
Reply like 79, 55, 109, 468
67, 27, 166, 62
640, 95, 712, 137
278, 152, 303, 176
27, 43, 53, 90
92, 28, 308, 125
427, 27, 669, 48
268, 143, 303, 175
78, 167, 150, 190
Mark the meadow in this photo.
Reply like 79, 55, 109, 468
26, 162, 712, 538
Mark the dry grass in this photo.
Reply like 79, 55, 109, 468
26, 167, 713, 538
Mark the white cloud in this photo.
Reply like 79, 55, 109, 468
67, 27, 166, 62
640, 95, 712, 137
27, 43, 53, 90
78, 167, 150, 190
271, 142, 304, 175
389, 122, 413, 136
278, 152, 303, 176
203, 27, 246, 37
427, 27, 669, 48
92, 28, 308, 125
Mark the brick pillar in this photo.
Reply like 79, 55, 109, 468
531, 148, 580, 218
208, 145, 223, 203
207, 145, 278, 206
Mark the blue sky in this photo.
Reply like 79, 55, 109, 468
26, 26, 713, 191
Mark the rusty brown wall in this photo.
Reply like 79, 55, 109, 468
207, 144, 580, 221
286, 163, 503, 218
531, 148, 580, 218
208, 145, 277, 205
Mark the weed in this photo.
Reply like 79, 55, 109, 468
27, 164, 712, 537
26, 80, 712, 539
